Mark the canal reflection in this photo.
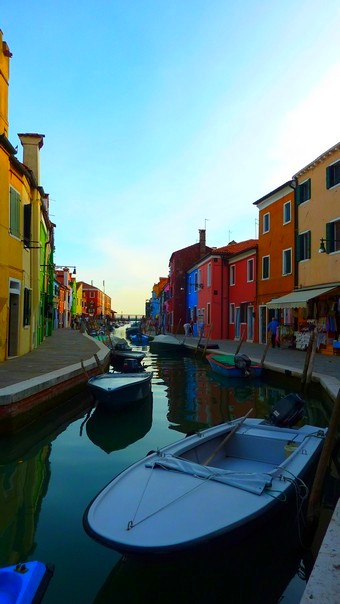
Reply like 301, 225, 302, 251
0, 349, 338, 603
85, 394, 153, 453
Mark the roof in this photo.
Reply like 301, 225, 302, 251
213, 239, 258, 255
253, 181, 295, 206
293, 141, 340, 178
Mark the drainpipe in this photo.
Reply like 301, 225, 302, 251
289, 177, 298, 289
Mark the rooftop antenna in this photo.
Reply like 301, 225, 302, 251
204, 218, 210, 231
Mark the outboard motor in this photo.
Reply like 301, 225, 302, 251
267, 393, 304, 427
234, 354, 252, 377
122, 358, 144, 373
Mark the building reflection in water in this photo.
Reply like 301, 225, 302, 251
0, 392, 92, 566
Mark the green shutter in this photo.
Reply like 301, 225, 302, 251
326, 166, 331, 189
296, 185, 301, 205
326, 222, 334, 253
10, 188, 20, 238
306, 231, 311, 259
306, 179, 311, 200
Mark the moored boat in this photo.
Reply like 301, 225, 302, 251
130, 333, 150, 346
83, 409, 326, 555
87, 371, 153, 410
149, 334, 185, 353
110, 339, 146, 367
0, 560, 54, 604
207, 353, 263, 378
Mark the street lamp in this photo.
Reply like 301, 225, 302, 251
319, 238, 340, 254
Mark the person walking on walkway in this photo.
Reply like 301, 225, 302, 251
267, 316, 280, 348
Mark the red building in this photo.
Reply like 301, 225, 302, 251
167, 230, 211, 333
226, 240, 258, 341
194, 239, 258, 341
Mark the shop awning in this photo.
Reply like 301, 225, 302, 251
266, 286, 338, 309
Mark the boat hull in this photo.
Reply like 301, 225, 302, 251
207, 353, 263, 378
0, 561, 54, 604
87, 372, 152, 410
149, 335, 185, 353
84, 418, 326, 555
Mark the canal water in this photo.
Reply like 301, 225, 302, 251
0, 345, 337, 603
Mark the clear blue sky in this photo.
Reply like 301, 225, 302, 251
2, 1, 339, 314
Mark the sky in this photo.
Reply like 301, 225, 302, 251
1, 1, 340, 314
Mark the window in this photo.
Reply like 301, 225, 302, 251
247, 258, 254, 282
10, 187, 20, 239
283, 201, 291, 224
23, 287, 31, 326
326, 161, 340, 189
240, 302, 248, 323
282, 248, 292, 275
229, 303, 235, 324
207, 302, 211, 324
296, 179, 311, 204
262, 256, 270, 279
297, 231, 311, 261
263, 212, 270, 233
230, 264, 235, 285
325, 220, 340, 253
207, 263, 211, 287
194, 272, 198, 290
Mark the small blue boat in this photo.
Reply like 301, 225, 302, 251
0, 561, 54, 603
130, 333, 150, 345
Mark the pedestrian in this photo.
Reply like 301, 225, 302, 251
267, 316, 280, 348
183, 322, 191, 336
198, 320, 204, 338
190, 318, 194, 336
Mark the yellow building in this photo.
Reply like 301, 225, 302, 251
0, 31, 54, 361
295, 142, 340, 288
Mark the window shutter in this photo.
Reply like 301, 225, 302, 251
326, 167, 331, 189
326, 222, 334, 253
296, 185, 301, 205
306, 231, 311, 259
307, 179, 311, 200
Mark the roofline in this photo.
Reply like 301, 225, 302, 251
253, 180, 295, 206
293, 141, 340, 177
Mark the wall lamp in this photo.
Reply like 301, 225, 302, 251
197, 283, 204, 289
319, 238, 340, 254
55, 265, 77, 275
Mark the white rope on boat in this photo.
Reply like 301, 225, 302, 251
126, 459, 216, 530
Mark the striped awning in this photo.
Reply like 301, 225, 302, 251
266, 286, 338, 309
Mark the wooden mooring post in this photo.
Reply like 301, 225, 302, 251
235, 329, 246, 355
305, 388, 340, 536
301, 330, 316, 392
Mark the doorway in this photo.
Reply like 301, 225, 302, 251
8, 281, 20, 357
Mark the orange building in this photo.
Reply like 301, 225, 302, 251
253, 181, 296, 344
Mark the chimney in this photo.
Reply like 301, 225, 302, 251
0, 31, 12, 136
199, 229, 206, 256
18, 133, 45, 184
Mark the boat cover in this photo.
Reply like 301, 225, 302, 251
145, 455, 272, 495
